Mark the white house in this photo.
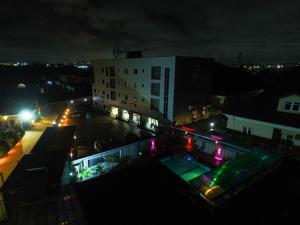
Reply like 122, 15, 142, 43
92, 55, 214, 131
224, 93, 300, 151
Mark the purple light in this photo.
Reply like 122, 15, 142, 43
202, 175, 212, 183
210, 134, 223, 140
149, 138, 157, 157
214, 144, 223, 162
150, 139, 156, 151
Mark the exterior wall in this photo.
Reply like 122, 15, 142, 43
92, 56, 176, 124
225, 114, 300, 147
173, 57, 214, 124
277, 95, 300, 114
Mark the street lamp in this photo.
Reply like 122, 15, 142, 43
19, 110, 33, 121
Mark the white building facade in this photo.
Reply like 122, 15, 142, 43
92, 56, 214, 131
225, 94, 300, 150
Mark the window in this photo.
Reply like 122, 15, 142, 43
142, 69, 144, 73
163, 68, 170, 118
285, 101, 300, 112
124, 68, 128, 74
142, 84, 144, 87
106, 94, 109, 99
285, 102, 292, 110
134, 83, 136, 88
125, 82, 128, 87
93, 89, 96, 93
109, 66, 115, 76
102, 80, 105, 84
292, 102, 300, 111
243, 127, 252, 136
134, 68, 138, 74
118, 81, 120, 85
151, 98, 160, 111
101, 68, 104, 73
151, 66, 161, 80
105, 67, 109, 76
102, 91, 105, 95
118, 93, 121, 97
142, 98, 144, 102
106, 83, 109, 88
125, 95, 128, 101
110, 79, 116, 89
110, 91, 116, 100
151, 83, 160, 96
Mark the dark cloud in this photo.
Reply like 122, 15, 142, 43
0, 0, 300, 63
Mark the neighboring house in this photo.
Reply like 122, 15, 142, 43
92, 55, 214, 131
224, 92, 300, 152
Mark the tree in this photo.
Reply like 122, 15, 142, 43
13, 125, 25, 138
4, 131, 19, 147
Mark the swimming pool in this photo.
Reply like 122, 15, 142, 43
160, 154, 211, 182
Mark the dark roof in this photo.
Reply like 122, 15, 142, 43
1, 126, 75, 191
224, 71, 300, 129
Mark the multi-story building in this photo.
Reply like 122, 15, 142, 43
92, 55, 214, 131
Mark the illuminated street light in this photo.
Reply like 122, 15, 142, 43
19, 110, 33, 121
3, 116, 8, 121
70, 100, 74, 104
52, 121, 56, 125
84, 98, 87, 102
58, 123, 62, 127
210, 122, 215, 128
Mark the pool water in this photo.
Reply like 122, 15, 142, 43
160, 154, 211, 182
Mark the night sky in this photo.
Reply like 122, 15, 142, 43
1, 0, 300, 64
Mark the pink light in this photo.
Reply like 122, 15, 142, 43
214, 156, 222, 161
151, 139, 156, 151
217, 147, 222, 155
149, 138, 157, 157
214, 145, 223, 162
210, 134, 223, 140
